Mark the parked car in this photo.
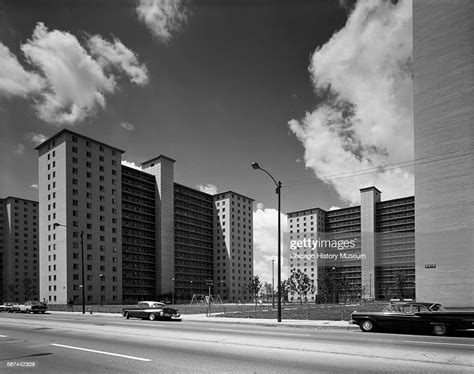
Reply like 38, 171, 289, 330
9, 300, 47, 314
123, 301, 181, 321
351, 300, 474, 336
0, 302, 15, 312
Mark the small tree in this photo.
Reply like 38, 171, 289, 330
247, 275, 262, 310
22, 278, 37, 300
6, 284, 18, 302
392, 272, 407, 299
280, 279, 291, 306
263, 282, 273, 302
289, 269, 314, 306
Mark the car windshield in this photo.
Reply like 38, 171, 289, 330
29, 301, 41, 305
151, 303, 165, 308
430, 303, 446, 311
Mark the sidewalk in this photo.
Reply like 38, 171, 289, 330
48, 310, 358, 330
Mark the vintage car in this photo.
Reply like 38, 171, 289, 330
0, 302, 15, 312
122, 301, 181, 321
10, 300, 47, 314
351, 300, 474, 336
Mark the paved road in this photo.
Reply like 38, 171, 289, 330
0, 313, 473, 373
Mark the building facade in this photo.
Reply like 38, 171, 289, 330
37, 130, 124, 305
214, 192, 254, 302
0, 197, 39, 302
287, 187, 414, 303
36, 129, 253, 304
413, 0, 474, 307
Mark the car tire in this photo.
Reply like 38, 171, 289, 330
360, 319, 376, 332
148, 313, 156, 321
432, 323, 448, 336
125, 312, 130, 320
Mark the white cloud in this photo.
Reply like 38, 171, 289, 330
197, 184, 217, 195
21, 23, 116, 125
121, 160, 143, 170
120, 122, 135, 131
136, 0, 189, 43
87, 35, 149, 86
24, 132, 47, 145
289, 0, 414, 205
0, 43, 45, 98
30, 184, 38, 189
1, 22, 148, 126
252, 203, 288, 284
14, 143, 25, 155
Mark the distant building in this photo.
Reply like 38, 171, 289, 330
36, 129, 253, 304
287, 188, 415, 303
0, 197, 39, 302
214, 192, 254, 302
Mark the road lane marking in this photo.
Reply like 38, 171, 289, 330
403, 340, 474, 348
209, 328, 311, 337
50, 343, 152, 361
0, 335, 7, 337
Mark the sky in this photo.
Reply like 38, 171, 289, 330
0, 0, 414, 284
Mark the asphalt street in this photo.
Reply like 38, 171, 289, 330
0, 312, 473, 373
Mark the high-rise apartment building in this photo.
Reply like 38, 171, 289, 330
36, 129, 253, 304
214, 192, 254, 302
413, 0, 474, 307
36, 130, 123, 304
287, 187, 414, 303
0, 197, 39, 302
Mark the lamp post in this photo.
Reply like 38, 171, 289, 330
171, 277, 175, 305
99, 274, 104, 307
53, 223, 85, 314
369, 272, 372, 300
331, 267, 336, 304
251, 162, 282, 322
271, 258, 275, 309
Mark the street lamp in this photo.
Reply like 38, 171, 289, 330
369, 272, 372, 300
171, 277, 175, 305
251, 162, 282, 322
331, 267, 337, 304
53, 222, 85, 314
99, 274, 104, 307
271, 258, 275, 309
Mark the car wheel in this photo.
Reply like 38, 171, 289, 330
148, 313, 156, 321
432, 323, 448, 336
125, 312, 130, 320
360, 319, 376, 332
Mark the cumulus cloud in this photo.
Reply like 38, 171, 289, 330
87, 35, 149, 85
1, 22, 148, 125
197, 184, 218, 195
289, 0, 414, 204
30, 184, 38, 189
24, 132, 47, 145
136, 0, 189, 43
14, 143, 25, 155
120, 122, 135, 131
253, 203, 288, 283
0, 43, 45, 98
121, 160, 143, 170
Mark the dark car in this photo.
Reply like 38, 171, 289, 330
351, 301, 474, 336
10, 300, 48, 314
123, 301, 181, 321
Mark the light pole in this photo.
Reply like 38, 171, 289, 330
99, 274, 104, 307
171, 277, 175, 305
54, 222, 85, 314
331, 267, 336, 304
369, 272, 372, 300
251, 162, 282, 322
271, 258, 275, 309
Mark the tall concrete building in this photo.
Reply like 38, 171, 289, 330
36, 130, 124, 304
214, 192, 254, 302
36, 129, 254, 304
287, 187, 415, 303
0, 197, 39, 302
413, 0, 474, 307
